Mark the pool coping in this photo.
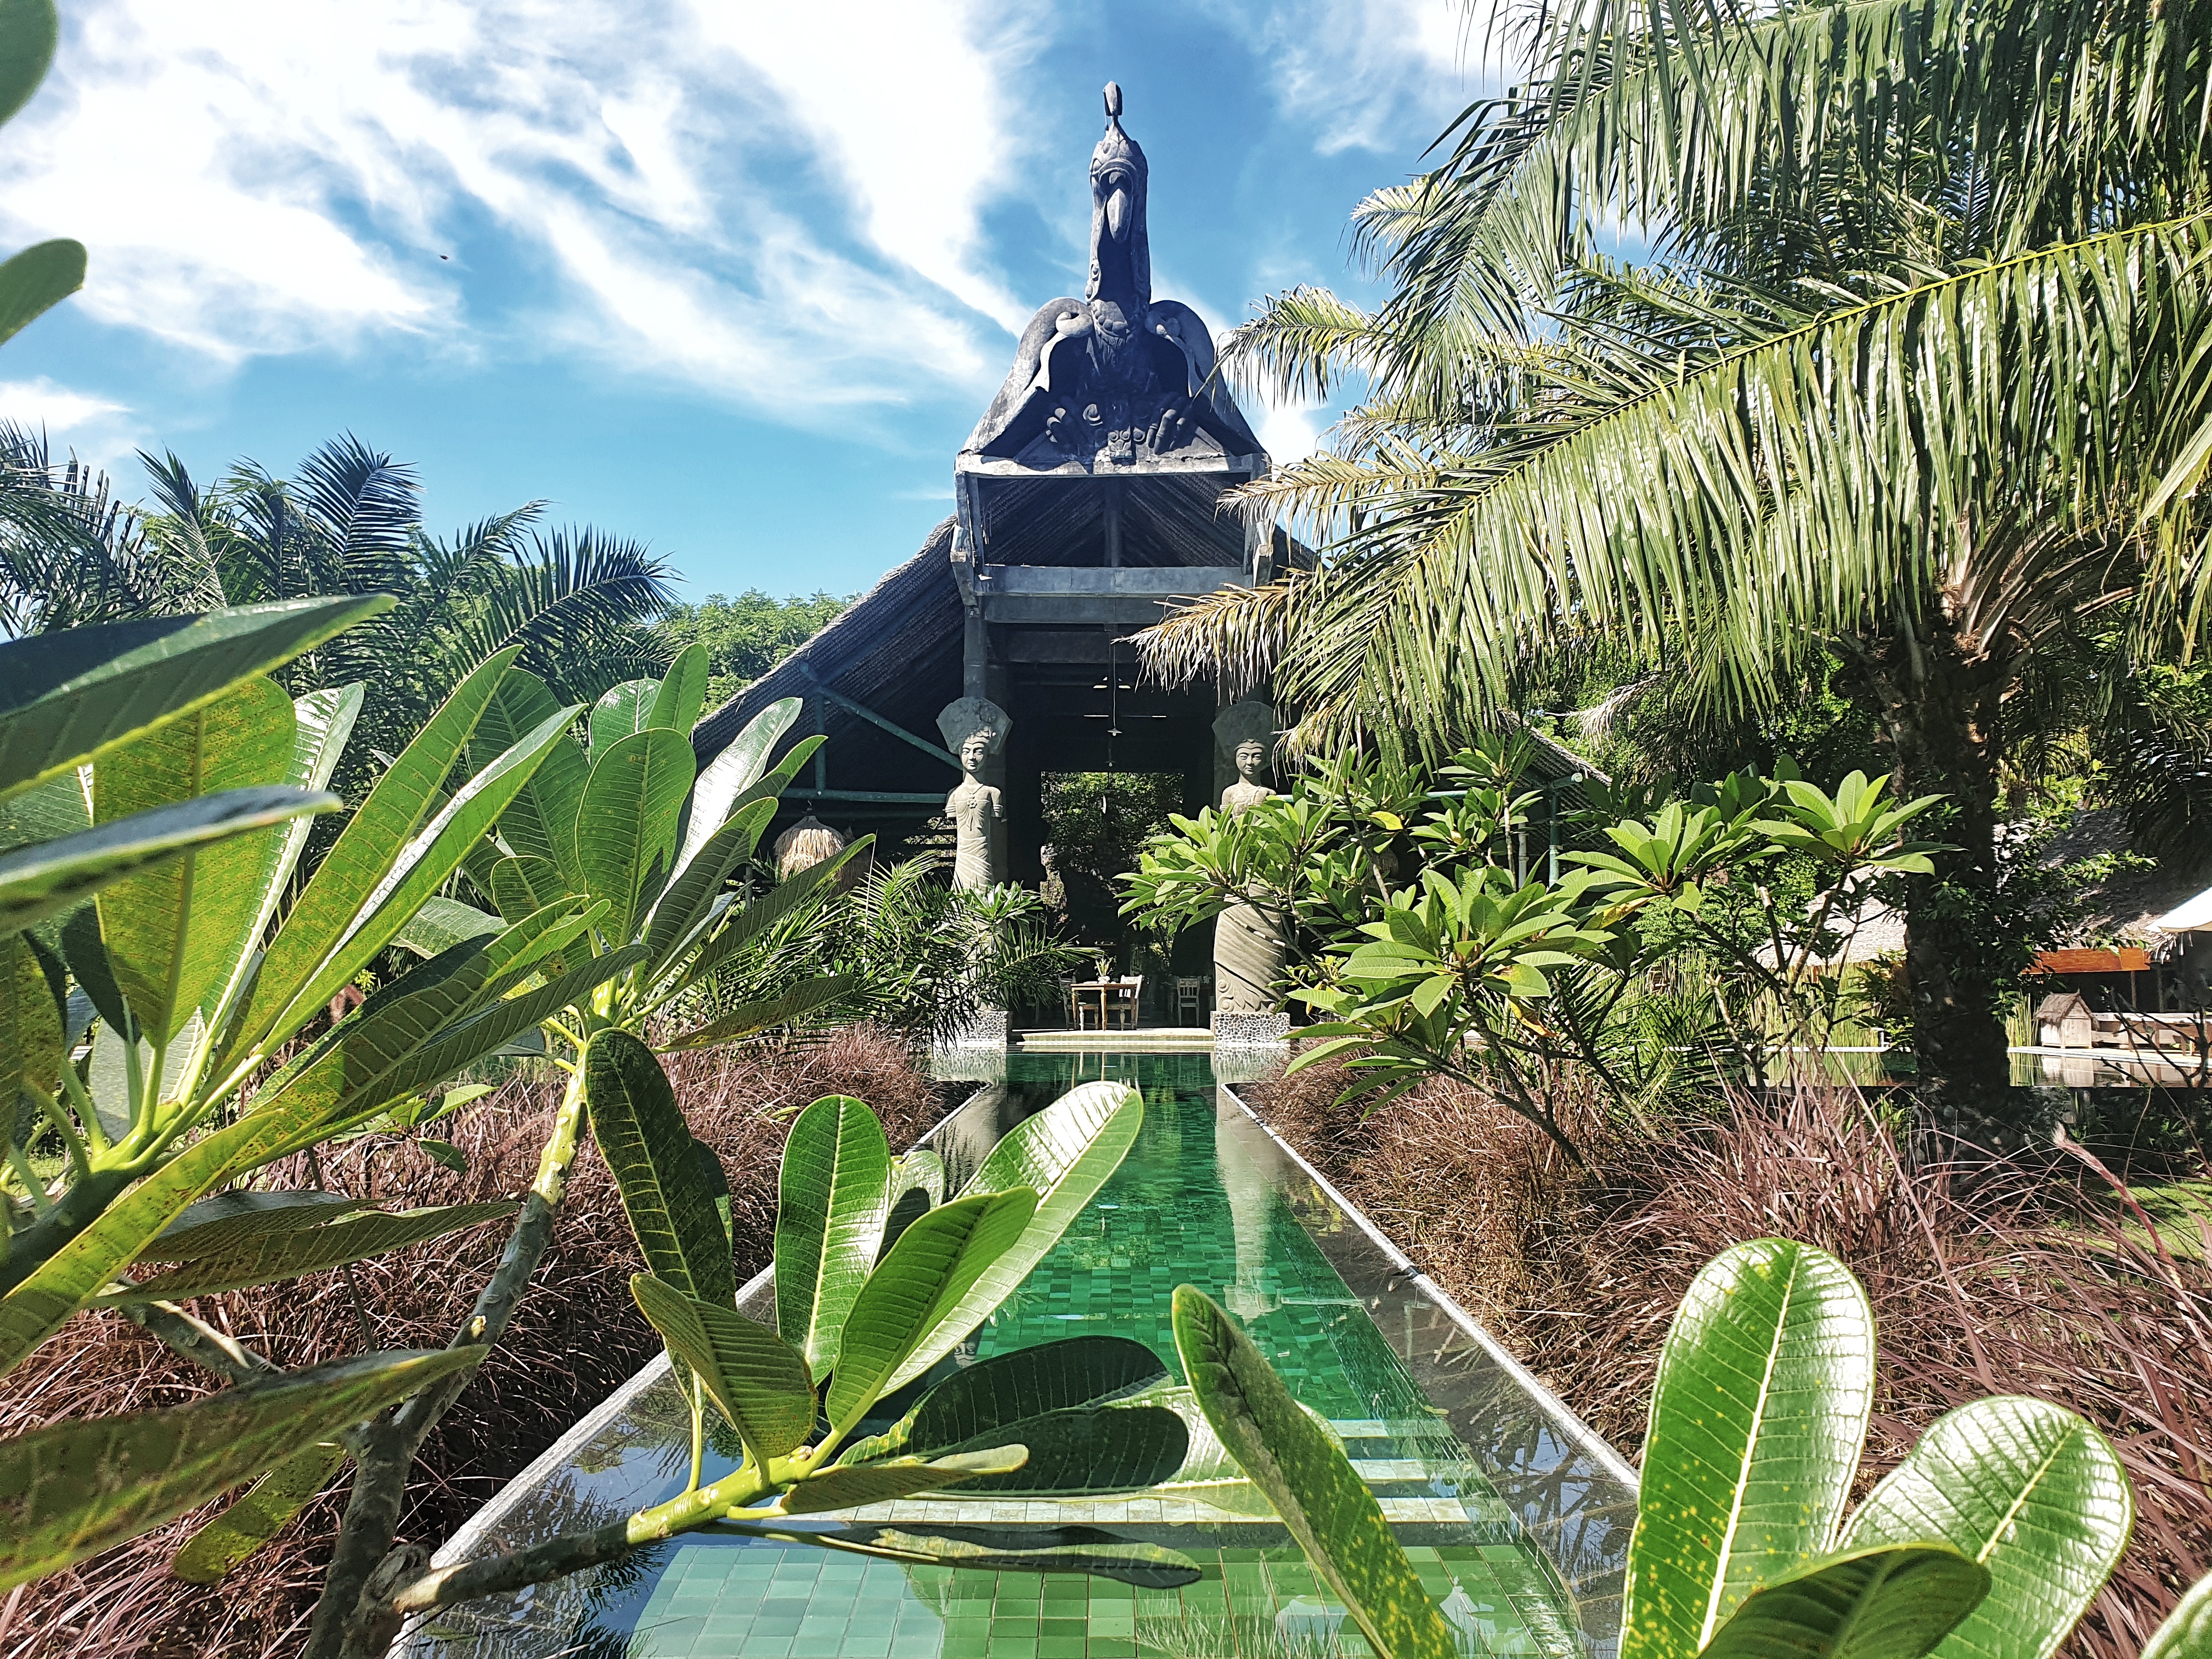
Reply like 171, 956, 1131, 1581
1216, 1082, 1640, 1494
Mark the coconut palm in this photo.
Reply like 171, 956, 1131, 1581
1139, 0, 2212, 1122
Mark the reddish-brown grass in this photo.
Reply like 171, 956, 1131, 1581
1251, 1054, 2212, 1659
0, 1028, 953, 1659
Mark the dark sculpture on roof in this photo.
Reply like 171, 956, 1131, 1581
962, 83, 1262, 472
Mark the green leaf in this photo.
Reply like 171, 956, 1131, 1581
1623, 1239, 1876, 1659
845, 1335, 1169, 1465
584, 1029, 735, 1305
467, 667, 587, 888
648, 643, 709, 735
92, 676, 296, 1042
141, 1190, 372, 1260
0, 597, 387, 808
0, 930, 61, 1119
575, 726, 694, 944
1170, 1285, 1459, 1659
673, 838, 871, 990
589, 679, 663, 757
642, 795, 776, 973
262, 699, 584, 1047
109, 1201, 517, 1301
675, 697, 802, 881
792, 1524, 1200, 1588
202, 685, 363, 1028
0, 1347, 480, 1590
419, 1138, 467, 1173
393, 896, 503, 957
629, 1272, 814, 1466
1839, 1397, 2133, 1659
1698, 1544, 1990, 1659
775, 1093, 891, 1379
0, 786, 337, 944
0, 238, 83, 349
168, 1438, 349, 1584
826, 1188, 1038, 1438
883, 1083, 1143, 1392
2140, 1571, 2212, 1659
937, 1403, 1189, 1497
890, 1149, 945, 1211
778, 1447, 1029, 1516
667, 974, 856, 1050
229, 646, 521, 1060
488, 853, 572, 924
0, 0, 57, 129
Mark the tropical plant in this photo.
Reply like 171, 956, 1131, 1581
1135, 0, 2212, 1127
1172, 1238, 2212, 1659
348, 1065, 1204, 1646
0, 603, 642, 1594
1127, 745, 1944, 1146
704, 850, 1084, 1042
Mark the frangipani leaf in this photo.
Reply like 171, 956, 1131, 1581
848, 1335, 1169, 1468
589, 679, 662, 757
1840, 1396, 2132, 1659
140, 1190, 371, 1261
226, 647, 522, 1064
884, 1084, 1142, 1392
466, 667, 586, 889
775, 1094, 890, 1379
0, 1347, 481, 1590
826, 1188, 1037, 1438
629, 1273, 814, 1466
667, 975, 855, 1050
168, 1440, 349, 1584
2140, 1571, 2212, 1659
0, 787, 335, 945
777, 1447, 1028, 1516
0, 596, 385, 808
575, 725, 693, 944
939, 1403, 1189, 1497
1624, 1238, 1876, 1659
788, 1523, 1200, 1588
1699, 1543, 1990, 1659
108, 1202, 517, 1302
1171, 1286, 1459, 1659
675, 697, 801, 882
648, 643, 709, 735
585, 1029, 735, 1306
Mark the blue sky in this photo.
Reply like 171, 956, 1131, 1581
0, 1, 1494, 599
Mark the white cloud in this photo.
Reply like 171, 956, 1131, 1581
0, 376, 143, 471
1210, 0, 1501, 156
0, 0, 1045, 418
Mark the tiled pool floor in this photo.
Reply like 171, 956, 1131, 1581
404, 1052, 1590, 1659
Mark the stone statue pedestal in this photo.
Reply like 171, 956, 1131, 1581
1211, 1009, 1290, 1049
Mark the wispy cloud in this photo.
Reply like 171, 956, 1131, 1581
0, 376, 142, 471
0, 0, 1049, 420
1210, 0, 1496, 157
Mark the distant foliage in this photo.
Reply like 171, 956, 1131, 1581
658, 588, 852, 708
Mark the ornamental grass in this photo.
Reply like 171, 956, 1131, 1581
0, 1027, 952, 1659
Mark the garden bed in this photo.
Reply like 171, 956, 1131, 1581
1244, 1054, 2212, 1659
0, 1028, 959, 1659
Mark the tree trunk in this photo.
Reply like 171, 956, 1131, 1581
1847, 619, 2017, 1131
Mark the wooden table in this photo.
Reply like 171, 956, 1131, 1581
1069, 980, 1136, 1030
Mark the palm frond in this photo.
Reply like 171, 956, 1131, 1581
1189, 216, 2212, 748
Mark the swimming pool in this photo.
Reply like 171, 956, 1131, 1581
399, 1052, 1635, 1659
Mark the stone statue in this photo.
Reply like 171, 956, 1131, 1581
946, 730, 1004, 890
1214, 736, 1286, 1015
1220, 738, 1275, 815
960, 84, 1262, 471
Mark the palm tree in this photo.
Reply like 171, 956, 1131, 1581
1139, 0, 2212, 1123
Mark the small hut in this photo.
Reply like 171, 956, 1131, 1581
2034, 992, 2094, 1048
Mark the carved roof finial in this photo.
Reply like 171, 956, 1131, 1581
1103, 80, 1122, 122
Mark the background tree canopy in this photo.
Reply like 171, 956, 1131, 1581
658, 589, 851, 708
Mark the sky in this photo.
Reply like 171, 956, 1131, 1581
0, 0, 1496, 600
